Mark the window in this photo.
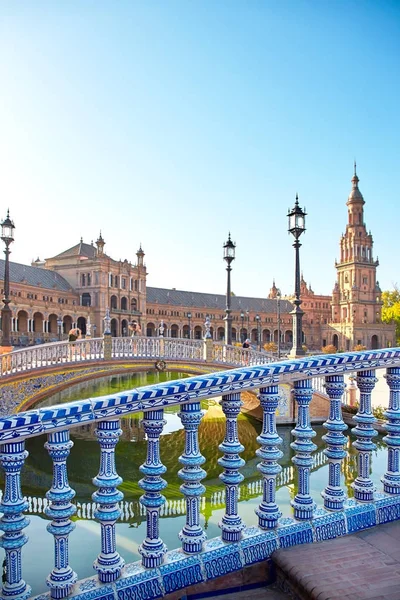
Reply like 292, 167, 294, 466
81, 274, 86, 286
87, 273, 91, 286
122, 277, 126, 289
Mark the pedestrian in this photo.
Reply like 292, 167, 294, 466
242, 338, 251, 349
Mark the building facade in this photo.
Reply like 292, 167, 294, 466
0, 169, 395, 350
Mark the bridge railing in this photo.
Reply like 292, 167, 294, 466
1, 348, 400, 600
0, 336, 269, 378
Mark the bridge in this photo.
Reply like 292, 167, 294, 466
0, 345, 399, 600
0, 335, 272, 415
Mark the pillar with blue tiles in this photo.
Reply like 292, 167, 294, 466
139, 409, 167, 567
291, 378, 317, 520
255, 384, 283, 529
0, 441, 31, 600
382, 367, 400, 495
218, 391, 246, 542
352, 369, 378, 502
45, 430, 77, 598
92, 419, 125, 582
321, 374, 348, 511
178, 401, 207, 553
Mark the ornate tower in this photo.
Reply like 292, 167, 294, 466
96, 232, 105, 256
330, 165, 390, 350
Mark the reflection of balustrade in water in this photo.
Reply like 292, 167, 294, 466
0, 349, 400, 600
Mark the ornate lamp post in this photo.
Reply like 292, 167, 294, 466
57, 316, 63, 341
277, 289, 281, 359
287, 195, 306, 358
256, 314, 261, 350
223, 233, 236, 345
240, 312, 244, 343
1, 211, 15, 348
187, 312, 192, 339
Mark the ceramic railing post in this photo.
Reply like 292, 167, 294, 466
0, 441, 31, 600
321, 375, 348, 511
352, 370, 378, 502
255, 384, 283, 529
45, 430, 77, 598
291, 379, 317, 520
382, 367, 400, 495
178, 401, 207, 553
92, 419, 125, 582
139, 409, 167, 567
218, 392, 246, 541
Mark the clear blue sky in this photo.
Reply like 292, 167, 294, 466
0, 0, 399, 298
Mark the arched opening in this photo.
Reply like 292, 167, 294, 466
131, 298, 137, 311
110, 295, 118, 310
146, 322, 155, 337
209, 326, 214, 339
182, 324, 189, 339
194, 325, 202, 340
232, 327, 237, 342
121, 319, 129, 336
48, 314, 58, 335
33, 312, 43, 334
170, 324, 179, 338
241, 328, 248, 341
217, 327, 224, 341
17, 310, 28, 333
82, 293, 91, 307
263, 329, 271, 343
77, 316, 87, 335
121, 297, 128, 311
251, 328, 258, 343
332, 334, 339, 350
64, 316, 73, 333
285, 330, 293, 344
371, 335, 379, 350
111, 318, 118, 337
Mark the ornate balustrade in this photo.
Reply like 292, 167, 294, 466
0, 348, 400, 600
0, 337, 269, 378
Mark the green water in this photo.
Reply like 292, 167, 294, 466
0, 371, 389, 596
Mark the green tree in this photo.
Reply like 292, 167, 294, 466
382, 286, 400, 344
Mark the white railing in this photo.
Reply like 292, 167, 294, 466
0, 336, 270, 378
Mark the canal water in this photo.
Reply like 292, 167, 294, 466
0, 370, 390, 596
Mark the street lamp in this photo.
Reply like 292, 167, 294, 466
240, 312, 244, 343
276, 289, 281, 359
187, 312, 192, 339
223, 233, 236, 345
1, 211, 15, 347
287, 194, 306, 357
57, 316, 63, 341
246, 310, 250, 341
255, 314, 261, 351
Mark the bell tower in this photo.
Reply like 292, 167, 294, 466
331, 164, 384, 349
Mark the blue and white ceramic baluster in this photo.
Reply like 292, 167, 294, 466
218, 392, 246, 541
321, 375, 348, 511
0, 441, 31, 600
352, 369, 378, 502
255, 384, 283, 529
139, 409, 167, 567
291, 379, 317, 519
382, 367, 400, 495
92, 419, 125, 582
45, 430, 77, 598
178, 401, 207, 553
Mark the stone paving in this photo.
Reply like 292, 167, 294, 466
273, 519, 400, 600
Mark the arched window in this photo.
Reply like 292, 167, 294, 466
82, 293, 91, 307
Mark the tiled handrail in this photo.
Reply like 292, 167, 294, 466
0, 348, 400, 600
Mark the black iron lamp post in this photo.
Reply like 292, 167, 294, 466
1, 211, 15, 347
187, 312, 192, 339
246, 310, 250, 340
287, 195, 306, 357
255, 314, 261, 351
240, 312, 244, 343
223, 233, 236, 345
276, 289, 281, 359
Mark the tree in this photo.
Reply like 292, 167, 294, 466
322, 344, 337, 354
264, 341, 277, 352
382, 286, 400, 344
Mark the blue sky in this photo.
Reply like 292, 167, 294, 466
0, 0, 399, 298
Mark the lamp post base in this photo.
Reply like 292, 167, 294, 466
288, 348, 306, 359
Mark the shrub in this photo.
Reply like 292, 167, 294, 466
322, 344, 337, 354
353, 344, 367, 351
264, 342, 277, 352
